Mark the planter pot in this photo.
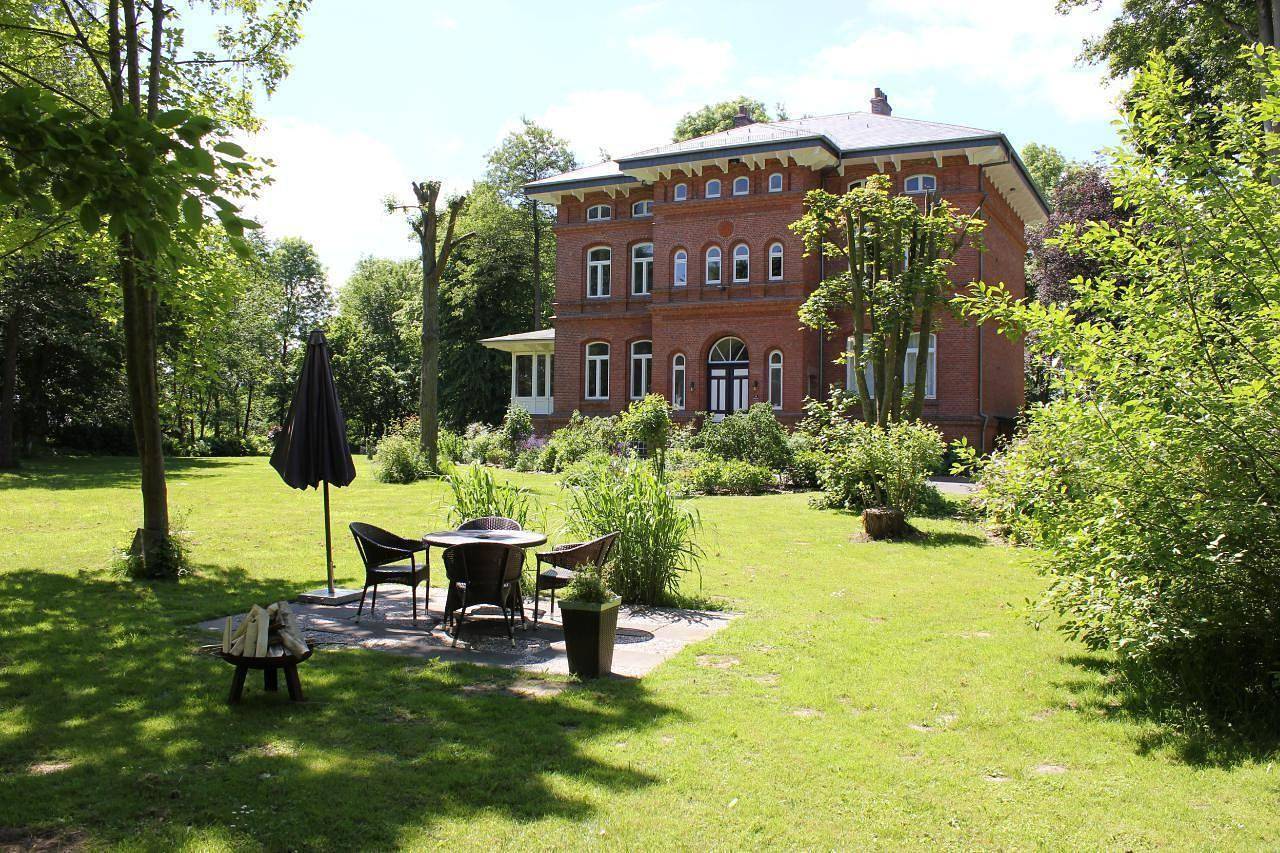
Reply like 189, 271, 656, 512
862, 507, 907, 540
559, 596, 621, 678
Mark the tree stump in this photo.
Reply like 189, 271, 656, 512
863, 507, 907, 540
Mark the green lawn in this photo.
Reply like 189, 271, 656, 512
1, 457, 1277, 850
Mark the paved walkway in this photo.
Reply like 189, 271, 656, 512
929, 476, 977, 496
201, 588, 735, 678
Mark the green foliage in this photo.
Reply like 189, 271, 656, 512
564, 460, 702, 606
783, 432, 823, 489
114, 516, 191, 580
618, 394, 673, 471
546, 411, 619, 471
802, 392, 944, 512
1020, 142, 1069, 198
677, 455, 775, 496
690, 403, 792, 471
371, 434, 429, 484
792, 174, 984, 424
560, 562, 615, 606
500, 403, 534, 451
672, 97, 779, 141
955, 48, 1280, 716
445, 464, 534, 528
557, 451, 617, 490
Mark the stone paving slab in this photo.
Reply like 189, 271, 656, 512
199, 588, 736, 678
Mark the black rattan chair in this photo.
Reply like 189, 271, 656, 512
349, 522, 429, 624
533, 532, 618, 627
456, 516, 523, 531
442, 542, 526, 647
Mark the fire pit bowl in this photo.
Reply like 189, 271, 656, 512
220, 644, 314, 705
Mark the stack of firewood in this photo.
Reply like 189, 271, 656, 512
222, 601, 309, 658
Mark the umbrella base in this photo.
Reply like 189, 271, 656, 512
296, 587, 363, 605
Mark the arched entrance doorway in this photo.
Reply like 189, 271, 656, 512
708, 336, 749, 416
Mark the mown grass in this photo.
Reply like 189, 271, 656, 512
0, 456, 1277, 850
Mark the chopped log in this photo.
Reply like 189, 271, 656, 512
254, 606, 269, 657
221, 617, 232, 654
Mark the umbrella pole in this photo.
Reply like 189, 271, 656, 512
323, 480, 335, 595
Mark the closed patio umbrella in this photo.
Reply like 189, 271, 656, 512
271, 329, 360, 604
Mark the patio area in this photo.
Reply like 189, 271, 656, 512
200, 588, 735, 677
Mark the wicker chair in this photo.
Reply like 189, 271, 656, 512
533, 532, 619, 627
349, 522, 429, 623
456, 516, 523, 532
442, 542, 526, 647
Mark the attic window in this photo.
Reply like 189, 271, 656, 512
587, 204, 612, 221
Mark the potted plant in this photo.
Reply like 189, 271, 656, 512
557, 565, 621, 679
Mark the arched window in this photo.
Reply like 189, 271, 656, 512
768, 173, 783, 193
768, 350, 783, 409
671, 353, 686, 410
846, 332, 937, 399
705, 246, 722, 285
630, 340, 652, 399
732, 176, 750, 196
732, 243, 750, 282
631, 243, 654, 295
847, 178, 867, 192
673, 249, 688, 287
768, 242, 784, 281
904, 174, 937, 194
586, 247, 611, 298
705, 178, 721, 199
632, 199, 653, 217
585, 342, 609, 400
586, 204, 611, 221
672, 183, 688, 202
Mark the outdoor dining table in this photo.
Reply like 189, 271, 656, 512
420, 529, 548, 549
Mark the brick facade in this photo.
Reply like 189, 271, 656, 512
542, 149, 1029, 448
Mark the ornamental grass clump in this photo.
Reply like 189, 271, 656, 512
445, 464, 534, 528
565, 460, 702, 606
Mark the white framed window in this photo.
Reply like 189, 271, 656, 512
672, 353, 686, 410
586, 204, 611, 221
768, 242, 783, 281
631, 243, 653, 295
705, 178, 721, 199
630, 340, 652, 399
845, 332, 937, 399
847, 178, 867, 191
673, 250, 688, 287
732, 243, 749, 282
732, 176, 750, 196
768, 172, 783, 193
586, 247, 611, 298
585, 342, 609, 400
904, 174, 937, 195
705, 247, 722, 285
631, 199, 653, 217
672, 182, 688, 201
768, 350, 783, 409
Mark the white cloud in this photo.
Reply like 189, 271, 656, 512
537, 89, 683, 163
628, 31, 734, 95
244, 118, 418, 287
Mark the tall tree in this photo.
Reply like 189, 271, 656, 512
264, 237, 330, 422
792, 175, 984, 424
1021, 142, 1070, 199
485, 119, 576, 331
672, 97, 782, 141
389, 181, 473, 471
0, 1, 307, 574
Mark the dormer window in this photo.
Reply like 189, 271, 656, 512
732, 176, 750, 196
904, 175, 936, 195
672, 183, 688, 202
705, 179, 721, 199
632, 200, 653, 217
586, 204, 611, 221
768, 173, 783, 193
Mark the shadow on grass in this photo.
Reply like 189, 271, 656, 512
0, 567, 679, 847
1056, 653, 1280, 769
0, 456, 239, 491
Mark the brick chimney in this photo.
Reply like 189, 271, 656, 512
732, 104, 755, 128
870, 87, 892, 116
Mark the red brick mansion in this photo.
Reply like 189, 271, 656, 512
482, 90, 1046, 449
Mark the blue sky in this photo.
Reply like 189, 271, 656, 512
241, 0, 1124, 284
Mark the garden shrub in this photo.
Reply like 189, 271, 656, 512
564, 460, 702, 606
446, 464, 534, 528
690, 403, 792, 470
500, 403, 534, 451
783, 431, 822, 489
618, 394, 673, 471
546, 411, 618, 471
557, 451, 616, 490
676, 455, 774, 495
953, 51, 1280, 719
437, 428, 464, 464
371, 434, 428, 484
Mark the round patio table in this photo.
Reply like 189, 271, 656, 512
421, 529, 548, 549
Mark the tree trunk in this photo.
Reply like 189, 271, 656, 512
531, 199, 542, 331
863, 507, 907, 540
0, 306, 21, 469
120, 244, 171, 572
243, 380, 254, 437
419, 226, 440, 471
